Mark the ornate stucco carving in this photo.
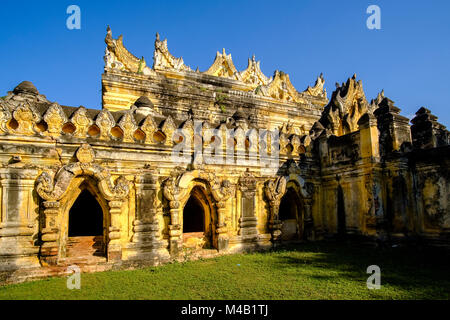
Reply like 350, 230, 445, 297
96, 109, 115, 140
36, 144, 130, 202
239, 55, 272, 88
303, 73, 327, 98
76, 143, 95, 164
0, 104, 12, 135
161, 115, 176, 146
153, 33, 192, 72
211, 179, 234, 204
238, 170, 257, 199
104, 26, 152, 75
118, 110, 137, 143
319, 74, 370, 136
43, 103, 67, 137
12, 103, 41, 136
204, 49, 240, 80
70, 106, 93, 138
163, 169, 232, 205
255, 71, 305, 103
265, 176, 287, 207
140, 115, 158, 144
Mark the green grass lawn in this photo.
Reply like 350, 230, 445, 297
0, 242, 449, 300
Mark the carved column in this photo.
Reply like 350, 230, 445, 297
238, 171, 259, 243
268, 200, 283, 242
40, 201, 61, 264
163, 174, 187, 256
131, 174, 165, 257
163, 174, 181, 255
0, 169, 40, 269
99, 174, 131, 262
215, 201, 229, 251
265, 176, 286, 243
168, 201, 182, 255
107, 200, 122, 261
211, 179, 234, 251
303, 198, 314, 241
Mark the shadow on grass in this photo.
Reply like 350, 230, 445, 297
267, 241, 450, 299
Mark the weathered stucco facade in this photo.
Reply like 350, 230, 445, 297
0, 27, 449, 283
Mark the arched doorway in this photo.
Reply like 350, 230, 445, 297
182, 186, 213, 249
279, 188, 302, 241
66, 187, 106, 260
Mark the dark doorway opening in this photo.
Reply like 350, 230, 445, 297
67, 188, 105, 259
279, 188, 299, 221
279, 188, 301, 240
183, 187, 212, 249
183, 195, 205, 233
69, 189, 103, 237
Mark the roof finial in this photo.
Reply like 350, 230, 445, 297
156, 32, 160, 41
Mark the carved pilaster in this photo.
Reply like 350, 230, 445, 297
130, 173, 166, 258
163, 174, 187, 255
107, 200, 123, 261
39, 201, 60, 264
211, 179, 234, 251
265, 176, 287, 243
238, 170, 259, 243
303, 198, 314, 241
0, 169, 40, 269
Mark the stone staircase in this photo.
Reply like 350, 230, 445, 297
61, 236, 107, 266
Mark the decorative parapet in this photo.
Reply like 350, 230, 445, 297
12, 103, 41, 136
204, 48, 240, 80
373, 93, 411, 155
102, 28, 329, 106
43, 103, 67, 137
239, 55, 272, 88
153, 33, 192, 72
318, 74, 370, 136
303, 73, 327, 99
70, 106, 93, 138
411, 107, 449, 149
255, 71, 305, 103
0, 103, 12, 135
104, 26, 153, 75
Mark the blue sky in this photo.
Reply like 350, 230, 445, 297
1, 0, 449, 126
